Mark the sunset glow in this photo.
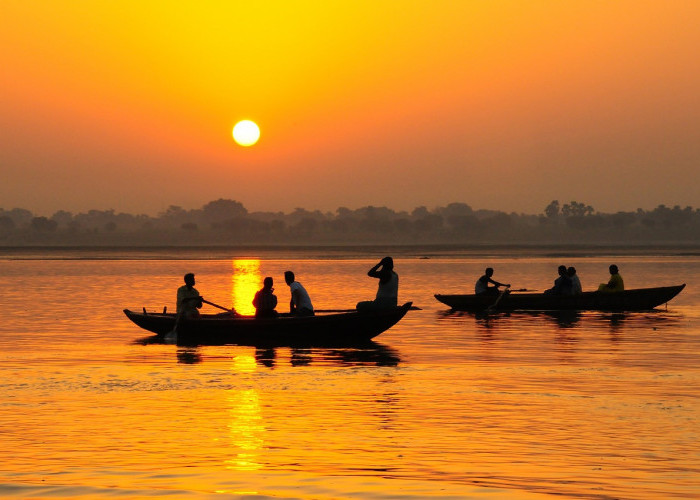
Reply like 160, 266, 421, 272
232, 120, 260, 147
1, 1, 699, 215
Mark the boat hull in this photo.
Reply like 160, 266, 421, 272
124, 302, 412, 346
434, 285, 685, 312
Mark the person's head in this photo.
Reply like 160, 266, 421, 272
609, 264, 619, 275
263, 276, 273, 289
485, 267, 494, 277
558, 265, 567, 276
284, 271, 295, 285
184, 273, 195, 287
568, 266, 577, 277
381, 256, 394, 270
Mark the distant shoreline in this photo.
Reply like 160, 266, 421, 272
1, 243, 699, 260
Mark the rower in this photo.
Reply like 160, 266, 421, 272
475, 268, 510, 296
176, 273, 203, 319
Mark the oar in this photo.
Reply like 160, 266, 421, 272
486, 286, 510, 312
201, 298, 237, 314
315, 305, 422, 313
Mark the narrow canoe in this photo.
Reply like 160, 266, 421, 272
434, 285, 685, 312
124, 302, 413, 346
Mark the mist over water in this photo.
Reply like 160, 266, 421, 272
1, 249, 698, 499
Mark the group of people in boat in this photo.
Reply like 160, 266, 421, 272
475, 264, 624, 296
176, 257, 399, 319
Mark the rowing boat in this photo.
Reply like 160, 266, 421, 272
124, 302, 413, 346
434, 285, 685, 312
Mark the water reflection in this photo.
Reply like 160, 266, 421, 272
166, 342, 401, 367
439, 309, 683, 335
225, 388, 264, 472
232, 259, 261, 316
177, 347, 202, 364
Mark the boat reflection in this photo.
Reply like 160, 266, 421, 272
253, 342, 401, 368
133, 336, 401, 366
439, 309, 683, 334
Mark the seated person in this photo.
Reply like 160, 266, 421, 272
284, 271, 314, 316
475, 267, 510, 296
598, 265, 624, 293
545, 265, 572, 295
176, 272, 203, 319
357, 257, 399, 312
253, 277, 278, 317
568, 266, 582, 295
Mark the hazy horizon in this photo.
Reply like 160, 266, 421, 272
2, 1, 699, 216
2, 198, 697, 219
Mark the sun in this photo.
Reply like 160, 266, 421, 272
232, 120, 260, 147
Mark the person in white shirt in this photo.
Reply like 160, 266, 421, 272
284, 271, 314, 316
568, 267, 582, 295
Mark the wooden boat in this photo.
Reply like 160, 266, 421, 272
434, 285, 685, 312
124, 302, 413, 346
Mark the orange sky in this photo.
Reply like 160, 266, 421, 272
1, 0, 699, 216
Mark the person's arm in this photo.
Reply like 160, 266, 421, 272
488, 278, 510, 288
367, 260, 384, 278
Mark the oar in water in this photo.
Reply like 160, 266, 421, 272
165, 298, 235, 342
486, 286, 510, 312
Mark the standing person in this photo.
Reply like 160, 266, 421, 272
284, 271, 314, 316
475, 268, 510, 295
598, 265, 624, 292
176, 273, 203, 319
253, 277, 278, 317
357, 256, 399, 311
568, 267, 582, 295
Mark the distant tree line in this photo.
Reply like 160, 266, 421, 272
0, 199, 698, 246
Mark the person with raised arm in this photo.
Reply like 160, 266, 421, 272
357, 256, 399, 311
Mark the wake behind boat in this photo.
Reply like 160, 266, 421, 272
124, 302, 414, 346
434, 285, 685, 312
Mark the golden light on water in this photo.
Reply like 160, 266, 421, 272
226, 388, 265, 471
231, 259, 261, 315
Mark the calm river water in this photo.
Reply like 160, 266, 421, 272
1, 248, 698, 499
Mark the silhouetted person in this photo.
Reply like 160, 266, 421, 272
253, 276, 278, 318
475, 267, 510, 296
598, 265, 624, 292
568, 266, 582, 295
356, 256, 399, 312
545, 265, 572, 295
284, 271, 314, 316
176, 273, 203, 319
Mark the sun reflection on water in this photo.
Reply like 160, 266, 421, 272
231, 259, 262, 315
226, 354, 264, 471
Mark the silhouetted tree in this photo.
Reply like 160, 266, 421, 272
202, 199, 247, 222
544, 200, 560, 219
30, 216, 58, 232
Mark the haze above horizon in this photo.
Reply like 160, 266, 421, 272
1, 1, 699, 216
